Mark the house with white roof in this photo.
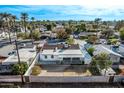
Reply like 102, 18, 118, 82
38, 43, 91, 65
0, 48, 36, 73
93, 45, 123, 63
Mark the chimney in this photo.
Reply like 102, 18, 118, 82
54, 47, 58, 52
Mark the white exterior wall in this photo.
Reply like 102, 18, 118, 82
110, 54, 120, 63
39, 54, 84, 62
39, 54, 60, 61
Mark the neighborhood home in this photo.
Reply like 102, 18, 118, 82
74, 32, 101, 39
93, 45, 123, 64
46, 39, 65, 45
0, 48, 36, 73
0, 45, 15, 63
38, 43, 90, 65
41, 31, 57, 39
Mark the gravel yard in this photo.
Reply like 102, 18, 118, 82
38, 65, 92, 76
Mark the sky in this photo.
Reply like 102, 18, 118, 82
0, 4, 124, 21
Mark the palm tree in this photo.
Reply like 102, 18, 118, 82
93, 52, 112, 76
0, 13, 4, 28
31, 17, 35, 30
11, 15, 18, 38
94, 18, 102, 31
29, 17, 35, 44
2, 12, 12, 44
21, 13, 28, 36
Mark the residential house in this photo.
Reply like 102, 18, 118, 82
38, 43, 91, 65
93, 45, 123, 64
0, 47, 36, 73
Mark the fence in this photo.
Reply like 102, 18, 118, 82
29, 76, 110, 83
0, 75, 21, 82
24, 54, 39, 76
0, 75, 124, 83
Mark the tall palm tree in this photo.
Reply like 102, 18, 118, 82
21, 13, 28, 36
31, 17, 35, 30
2, 12, 12, 44
30, 17, 35, 44
11, 15, 18, 38
0, 13, 4, 28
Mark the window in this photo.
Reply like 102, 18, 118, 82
44, 55, 47, 59
51, 55, 54, 59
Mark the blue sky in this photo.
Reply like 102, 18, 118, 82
0, 5, 124, 21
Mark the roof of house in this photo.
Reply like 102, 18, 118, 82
79, 32, 97, 36
43, 44, 79, 50
93, 45, 123, 57
2, 48, 36, 65
0, 45, 15, 57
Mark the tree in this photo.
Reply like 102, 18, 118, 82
92, 24, 98, 30
80, 23, 86, 31
76, 23, 86, 32
115, 20, 124, 31
21, 13, 28, 36
119, 27, 124, 40
101, 30, 114, 39
2, 12, 12, 44
94, 18, 102, 24
65, 27, 73, 34
94, 18, 102, 30
93, 52, 112, 75
29, 17, 35, 44
46, 24, 52, 31
32, 30, 41, 40
87, 47, 95, 56
11, 15, 17, 36
108, 39, 118, 45
12, 62, 28, 75
56, 29, 68, 39
88, 35, 97, 44
66, 37, 75, 44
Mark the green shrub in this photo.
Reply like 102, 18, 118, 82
32, 30, 41, 40
31, 66, 41, 75
17, 32, 30, 39
108, 39, 118, 45
66, 37, 75, 44
120, 27, 124, 40
12, 62, 28, 75
87, 47, 95, 56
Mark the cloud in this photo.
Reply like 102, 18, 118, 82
0, 4, 124, 20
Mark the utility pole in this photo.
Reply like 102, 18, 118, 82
15, 40, 24, 83
15, 40, 20, 64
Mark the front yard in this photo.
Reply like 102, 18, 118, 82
31, 65, 92, 76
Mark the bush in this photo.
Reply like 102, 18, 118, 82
66, 37, 75, 44
12, 62, 28, 75
108, 39, 118, 45
87, 47, 95, 56
120, 27, 124, 40
32, 30, 41, 40
17, 32, 30, 39
109, 35, 116, 39
31, 66, 41, 75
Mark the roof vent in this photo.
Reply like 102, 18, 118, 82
53, 47, 58, 52
63, 43, 69, 49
